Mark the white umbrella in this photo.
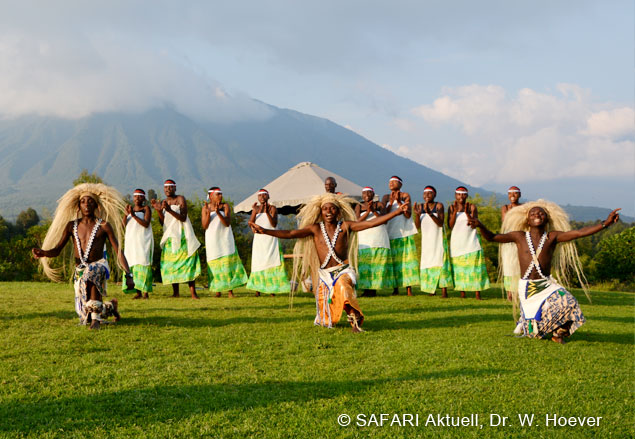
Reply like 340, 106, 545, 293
234, 161, 366, 214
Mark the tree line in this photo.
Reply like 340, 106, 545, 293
0, 171, 632, 290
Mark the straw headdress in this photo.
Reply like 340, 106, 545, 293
500, 199, 590, 308
39, 183, 126, 281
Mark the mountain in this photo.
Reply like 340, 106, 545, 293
0, 105, 628, 223
0, 106, 487, 220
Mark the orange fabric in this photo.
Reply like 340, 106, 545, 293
316, 273, 364, 327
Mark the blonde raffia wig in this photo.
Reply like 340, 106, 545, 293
291, 193, 359, 296
501, 199, 590, 304
39, 183, 127, 281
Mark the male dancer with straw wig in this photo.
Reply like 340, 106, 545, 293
122, 189, 153, 299
500, 186, 523, 301
448, 186, 490, 299
247, 189, 290, 296
32, 183, 134, 330
250, 193, 408, 332
151, 179, 201, 299
469, 200, 620, 343
413, 186, 453, 297
202, 187, 248, 297
354, 186, 395, 297
381, 176, 419, 296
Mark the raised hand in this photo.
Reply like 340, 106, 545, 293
150, 199, 161, 211
413, 202, 422, 216
31, 248, 45, 259
604, 208, 621, 226
125, 204, 132, 215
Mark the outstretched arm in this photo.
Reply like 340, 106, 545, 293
250, 222, 314, 239
348, 203, 407, 232
32, 222, 73, 258
467, 218, 518, 243
555, 208, 621, 242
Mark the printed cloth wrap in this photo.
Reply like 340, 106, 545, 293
389, 235, 420, 288
207, 250, 248, 292
160, 232, 201, 284
419, 213, 453, 293
73, 259, 117, 324
451, 250, 490, 291
357, 211, 395, 289
160, 205, 200, 256
517, 278, 585, 338
315, 264, 363, 328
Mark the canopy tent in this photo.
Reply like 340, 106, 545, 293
234, 161, 367, 215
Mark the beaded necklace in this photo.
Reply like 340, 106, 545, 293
319, 221, 344, 268
73, 219, 103, 268
522, 231, 548, 279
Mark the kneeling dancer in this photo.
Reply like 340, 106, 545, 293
250, 193, 408, 332
470, 200, 620, 343
32, 183, 135, 329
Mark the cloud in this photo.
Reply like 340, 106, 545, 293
0, 29, 273, 121
396, 84, 634, 185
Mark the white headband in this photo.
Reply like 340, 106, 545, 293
257, 190, 269, 195
132, 192, 146, 198
208, 190, 222, 195
423, 189, 435, 193
362, 187, 374, 192
164, 183, 176, 187
455, 190, 468, 194
508, 189, 520, 193
389, 177, 402, 183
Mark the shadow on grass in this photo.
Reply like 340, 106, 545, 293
0, 367, 508, 435
120, 314, 308, 328
0, 310, 77, 321
368, 312, 510, 331
575, 331, 634, 345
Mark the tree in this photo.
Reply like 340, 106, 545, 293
73, 169, 103, 185
16, 208, 39, 231
593, 227, 634, 284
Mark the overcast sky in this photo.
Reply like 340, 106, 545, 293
1, 0, 633, 214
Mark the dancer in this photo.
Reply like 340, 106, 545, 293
501, 186, 523, 301
32, 183, 134, 329
413, 186, 453, 297
122, 189, 153, 299
381, 176, 419, 296
354, 186, 395, 297
469, 200, 620, 343
250, 193, 408, 332
151, 179, 201, 299
447, 186, 490, 299
246, 189, 290, 296
202, 187, 248, 297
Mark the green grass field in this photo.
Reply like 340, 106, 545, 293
0, 282, 633, 438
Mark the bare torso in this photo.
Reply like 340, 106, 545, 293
508, 230, 559, 279
308, 222, 352, 268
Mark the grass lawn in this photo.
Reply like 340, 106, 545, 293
0, 282, 633, 438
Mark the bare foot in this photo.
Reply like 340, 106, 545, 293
551, 336, 566, 344
110, 298, 121, 322
228, 291, 235, 298
215, 292, 221, 298
143, 293, 149, 299
170, 293, 180, 298
255, 291, 261, 297
392, 288, 399, 296
475, 291, 482, 300
507, 291, 513, 301
132, 292, 142, 300
406, 286, 413, 297
441, 288, 448, 298
271, 294, 275, 297
460, 291, 466, 298
191, 292, 200, 300
90, 319, 101, 330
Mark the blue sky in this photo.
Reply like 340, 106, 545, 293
1, 1, 633, 214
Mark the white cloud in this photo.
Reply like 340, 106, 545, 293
396, 84, 634, 185
0, 33, 273, 122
